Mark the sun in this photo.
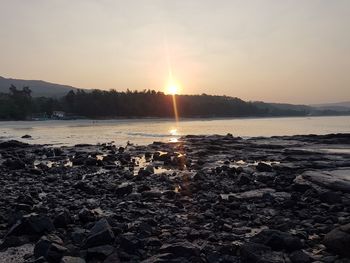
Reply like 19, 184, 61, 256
167, 84, 178, 95
166, 80, 180, 95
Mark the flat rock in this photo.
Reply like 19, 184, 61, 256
301, 169, 350, 193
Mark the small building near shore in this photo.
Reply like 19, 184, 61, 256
52, 111, 66, 119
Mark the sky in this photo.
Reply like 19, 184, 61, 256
0, 0, 349, 104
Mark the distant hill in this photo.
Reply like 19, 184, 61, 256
0, 76, 80, 97
311, 101, 350, 112
253, 101, 311, 115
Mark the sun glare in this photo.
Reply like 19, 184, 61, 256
166, 81, 180, 95
168, 84, 178, 95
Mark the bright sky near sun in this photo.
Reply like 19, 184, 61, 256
0, 0, 349, 104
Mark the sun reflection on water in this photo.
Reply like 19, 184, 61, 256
169, 128, 180, 142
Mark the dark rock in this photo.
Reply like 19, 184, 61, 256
319, 191, 342, 204
103, 251, 121, 263
71, 228, 88, 245
0, 235, 30, 249
78, 208, 96, 223
46, 243, 68, 262
141, 191, 162, 200
289, 250, 311, 263
22, 134, 32, 139
84, 218, 115, 248
137, 184, 151, 193
323, 223, 350, 257
0, 140, 29, 148
34, 234, 67, 262
301, 170, 350, 193
256, 162, 273, 172
251, 229, 303, 251
4, 158, 26, 169
115, 183, 133, 197
140, 253, 174, 263
240, 242, 287, 263
6, 213, 54, 237
119, 233, 141, 253
53, 210, 72, 228
159, 241, 200, 258
237, 173, 251, 185
60, 256, 86, 263
87, 245, 114, 258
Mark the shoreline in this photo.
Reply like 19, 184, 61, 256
1, 113, 350, 123
0, 134, 350, 262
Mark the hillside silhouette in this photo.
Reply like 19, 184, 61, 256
1, 86, 349, 120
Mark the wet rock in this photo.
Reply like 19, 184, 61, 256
22, 134, 32, 139
0, 140, 29, 148
323, 223, 350, 257
84, 218, 115, 248
6, 213, 54, 237
302, 170, 350, 193
251, 229, 303, 252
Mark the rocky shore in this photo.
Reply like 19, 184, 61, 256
0, 133, 350, 263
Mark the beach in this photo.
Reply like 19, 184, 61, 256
0, 133, 349, 262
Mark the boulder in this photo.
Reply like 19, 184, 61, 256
6, 213, 54, 237
84, 218, 115, 248
323, 223, 350, 257
34, 234, 67, 262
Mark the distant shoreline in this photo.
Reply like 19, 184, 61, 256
1, 112, 350, 122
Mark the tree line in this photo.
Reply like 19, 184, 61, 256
0, 86, 310, 120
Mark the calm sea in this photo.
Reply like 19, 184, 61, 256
0, 116, 349, 146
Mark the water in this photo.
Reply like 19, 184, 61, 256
0, 116, 349, 146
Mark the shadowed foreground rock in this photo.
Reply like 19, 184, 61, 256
0, 133, 349, 262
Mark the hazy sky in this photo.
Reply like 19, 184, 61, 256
0, 0, 349, 104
